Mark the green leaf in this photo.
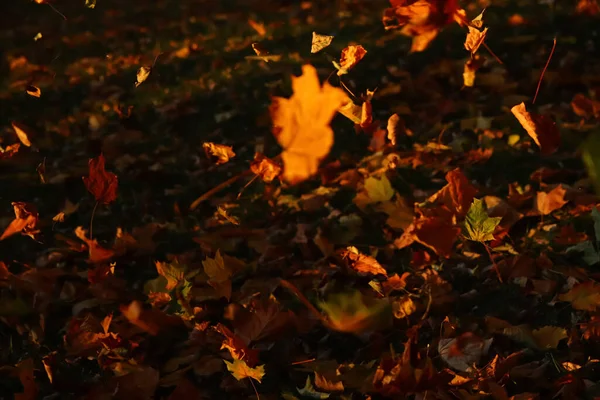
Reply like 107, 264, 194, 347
297, 376, 330, 399
464, 198, 501, 242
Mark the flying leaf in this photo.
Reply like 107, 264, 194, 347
319, 290, 391, 334
83, 154, 118, 205
250, 153, 281, 183
511, 102, 560, 155
354, 174, 396, 209
203, 142, 235, 165
0, 143, 20, 159
248, 19, 266, 36
270, 64, 346, 184
311, 32, 334, 53
382, 0, 467, 52
25, 85, 41, 98
335, 45, 367, 76
0, 202, 40, 241
465, 10, 487, 54
224, 359, 265, 383
85, 0, 96, 8
11, 121, 33, 147
464, 198, 502, 242
135, 66, 151, 87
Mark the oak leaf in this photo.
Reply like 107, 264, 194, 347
83, 154, 118, 205
270, 64, 346, 184
511, 102, 560, 155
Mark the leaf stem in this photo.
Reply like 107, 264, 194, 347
533, 37, 557, 105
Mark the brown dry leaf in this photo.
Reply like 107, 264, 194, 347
25, 85, 41, 98
203, 142, 235, 165
386, 113, 407, 146
0, 202, 40, 241
465, 26, 488, 54
270, 64, 346, 184
395, 216, 461, 257
203, 250, 232, 300
340, 246, 388, 276
511, 102, 560, 155
311, 32, 334, 53
535, 185, 568, 215
250, 153, 281, 183
11, 121, 33, 147
83, 154, 118, 205
382, 0, 467, 52
337, 45, 367, 76
426, 168, 478, 218
231, 297, 294, 344
438, 332, 492, 373
559, 281, 600, 311
120, 300, 182, 335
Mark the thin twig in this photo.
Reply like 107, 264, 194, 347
533, 37, 557, 104
484, 243, 503, 283
482, 42, 503, 65
189, 171, 251, 211
278, 279, 330, 327
46, 3, 67, 20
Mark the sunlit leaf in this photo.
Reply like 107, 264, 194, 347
224, 359, 265, 383
464, 198, 501, 242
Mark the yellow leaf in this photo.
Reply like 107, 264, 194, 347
224, 359, 265, 383
559, 282, 600, 311
270, 65, 346, 184
203, 142, 235, 165
202, 250, 230, 283
532, 326, 567, 349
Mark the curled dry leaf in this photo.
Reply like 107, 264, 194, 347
250, 153, 281, 183
336, 45, 367, 75
0, 143, 20, 159
511, 102, 560, 155
25, 85, 41, 98
0, 202, 40, 241
83, 154, 118, 205
465, 26, 487, 54
311, 32, 334, 53
203, 142, 236, 165
270, 64, 346, 184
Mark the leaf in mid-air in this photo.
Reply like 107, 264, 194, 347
464, 198, 502, 242
82, 154, 118, 205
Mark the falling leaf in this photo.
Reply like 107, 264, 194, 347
464, 198, 502, 242
382, 0, 467, 52
248, 19, 266, 36
33, 33, 43, 41
336, 45, 367, 76
85, 0, 96, 8
337, 97, 363, 124
270, 64, 346, 184
311, 32, 334, 53
511, 102, 560, 155
465, 26, 488, 54
559, 282, 600, 311
74, 226, 115, 263
0, 202, 40, 241
135, 66, 152, 87
248, 43, 282, 62
387, 113, 406, 146
25, 85, 41, 98
392, 295, 417, 319
0, 143, 20, 159
203, 142, 235, 165
463, 56, 483, 87
250, 153, 281, 183
224, 359, 265, 383
319, 290, 391, 334
11, 121, 33, 147
83, 154, 118, 204
155, 260, 185, 291
535, 185, 568, 215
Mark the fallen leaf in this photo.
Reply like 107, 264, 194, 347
11, 121, 33, 147
83, 154, 118, 205
224, 359, 265, 383
250, 153, 281, 183
0, 202, 40, 241
511, 102, 560, 155
559, 281, 600, 311
340, 246, 388, 276
270, 64, 346, 184
535, 185, 568, 215
298, 375, 331, 399
395, 216, 461, 257
464, 198, 502, 242
531, 326, 567, 349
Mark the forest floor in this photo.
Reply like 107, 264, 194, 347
2, 0, 600, 399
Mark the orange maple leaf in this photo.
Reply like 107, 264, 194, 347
203, 142, 236, 165
250, 153, 281, 183
270, 64, 346, 184
83, 154, 118, 205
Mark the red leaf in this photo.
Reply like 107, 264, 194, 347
83, 154, 118, 204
